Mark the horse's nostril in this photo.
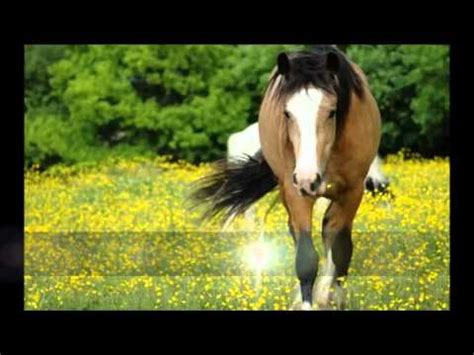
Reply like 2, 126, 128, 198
300, 188, 309, 196
310, 175, 321, 192
293, 173, 298, 185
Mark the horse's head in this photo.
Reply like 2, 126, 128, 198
275, 50, 342, 197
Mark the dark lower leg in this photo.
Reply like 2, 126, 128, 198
317, 202, 354, 308
280, 182, 317, 307
331, 226, 353, 278
327, 226, 352, 309
295, 230, 318, 305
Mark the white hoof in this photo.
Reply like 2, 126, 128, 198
314, 283, 347, 310
334, 284, 347, 310
314, 277, 333, 309
289, 301, 313, 311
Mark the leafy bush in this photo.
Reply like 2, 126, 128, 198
347, 45, 449, 156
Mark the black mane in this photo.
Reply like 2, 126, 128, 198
269, 45, 364, 131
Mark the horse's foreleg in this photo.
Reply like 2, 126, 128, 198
281, 184, 318, 310
314, 183, 364, 310
280, 187, 297, 246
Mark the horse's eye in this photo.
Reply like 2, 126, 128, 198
284, 110, 291, 119
328, 110, 336, 118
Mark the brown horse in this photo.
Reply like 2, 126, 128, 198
192, 45, 381, 310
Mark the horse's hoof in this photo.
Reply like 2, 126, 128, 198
289, 301, 313, 311
314, 283, 348, 310
314, 300, 346, 311
314, 292, 340, 310
314, 296, 333, 310
315, 305, 333, 311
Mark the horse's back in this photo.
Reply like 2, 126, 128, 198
333, 62, 381, 180
227, 122, 260, 159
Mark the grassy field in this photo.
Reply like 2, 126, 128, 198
24, 153, 449, 310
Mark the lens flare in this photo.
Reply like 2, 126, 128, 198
243, 241, 273, 273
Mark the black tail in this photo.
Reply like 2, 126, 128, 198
190, 150, 278, 222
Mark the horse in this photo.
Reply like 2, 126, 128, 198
228, 122, 389, 194
192, 45, 381, 310
224, 122, 390, 229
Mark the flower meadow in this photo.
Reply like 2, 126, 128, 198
24, 153, 449, 310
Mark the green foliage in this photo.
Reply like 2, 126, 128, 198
25, 44, 449, 168
25, 45, 67, 111
347, 45, 449, 156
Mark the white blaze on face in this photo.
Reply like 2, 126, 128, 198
286, 87, 324, 179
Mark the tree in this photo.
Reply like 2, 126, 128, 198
347, 45, 449, 156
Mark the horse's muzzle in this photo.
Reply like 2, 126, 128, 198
293, 171, 322, 197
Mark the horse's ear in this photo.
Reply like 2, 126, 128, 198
326, 52, 339, 73
277, 53, 290, 75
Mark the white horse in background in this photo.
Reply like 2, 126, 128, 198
223, 122, 390, 231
